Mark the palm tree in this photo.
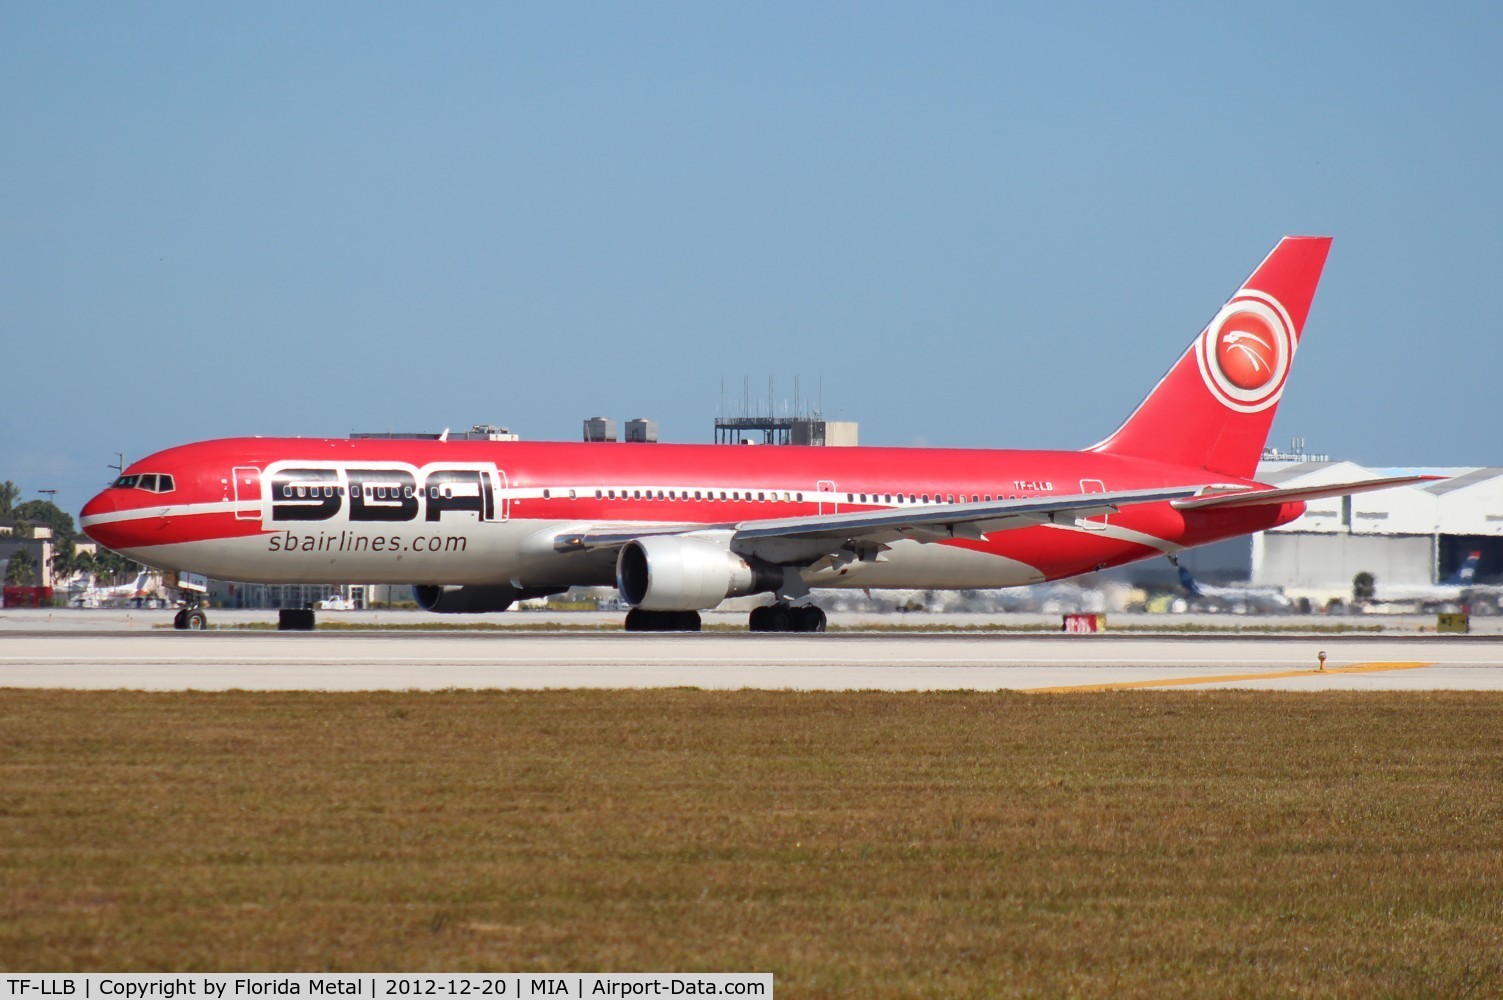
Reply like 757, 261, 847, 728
5, 547, 37, 586
93, 548, 135, 587
72, 550, 96, 588
54, 537, 78, 586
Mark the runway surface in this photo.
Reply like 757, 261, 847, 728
2, 610, 1500, 691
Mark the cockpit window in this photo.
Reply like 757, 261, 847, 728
112, 473, 175, 494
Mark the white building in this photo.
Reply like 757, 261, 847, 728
1252, 462, 1503, 595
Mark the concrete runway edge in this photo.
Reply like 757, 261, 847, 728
3, 623, 1501, 691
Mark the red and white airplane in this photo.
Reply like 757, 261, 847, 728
80, 236, 1429, 631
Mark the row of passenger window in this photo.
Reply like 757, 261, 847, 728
534, 489, 1017, 504
541, 488, 804, 502
847, 490, 1010, 502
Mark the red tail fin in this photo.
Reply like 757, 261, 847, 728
1090, 236, 1332, 479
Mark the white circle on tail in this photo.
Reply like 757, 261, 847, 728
1194, 290, 1296, 413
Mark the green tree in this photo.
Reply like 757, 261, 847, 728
0, 480, 17, 518
72, 549, 96, 586
11, 499, 77, 546
9, 499, 78, 585
5, 547, 37, 586
93, 547, 138, 587
49, 532, 77, 588
1353, 571, 1376, 603
92, 549, 119, 587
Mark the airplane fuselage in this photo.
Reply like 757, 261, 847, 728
85, 237, 1418, 632
81, 436, 1301, 591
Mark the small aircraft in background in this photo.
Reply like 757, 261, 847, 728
72, 569, 158, 608
1374, 551, 1485, 607
1176, 564, 1291, 612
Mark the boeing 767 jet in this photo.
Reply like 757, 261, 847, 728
81, 236, 1429, 631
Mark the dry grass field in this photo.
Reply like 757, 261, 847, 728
3, 689, 1502, 996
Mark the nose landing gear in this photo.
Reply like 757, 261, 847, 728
172, 606, 208, 630
170, 572, 212, 631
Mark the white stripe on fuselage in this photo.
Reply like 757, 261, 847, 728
80, 500, 242, 528
1041, 519, 1184, 554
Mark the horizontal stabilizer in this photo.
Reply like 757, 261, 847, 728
1171, 475, 1441, 511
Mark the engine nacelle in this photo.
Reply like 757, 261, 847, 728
412, 584, 521, 613
616, 535, 780, 611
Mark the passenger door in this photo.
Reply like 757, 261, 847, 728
232, 466, 262, 520
817, 479, 838, 515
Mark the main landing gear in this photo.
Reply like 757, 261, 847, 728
278, 607, 316, 631
624, 609, 702, 632
748, 603, 827, 633
172, 604, 316, 630
623, 604, 827, 632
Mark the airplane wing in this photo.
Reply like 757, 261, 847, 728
1171, 475, 1442, 511
733, 485, 1198, 542
563, 485, 1201, 562
557, 478, 1431, 563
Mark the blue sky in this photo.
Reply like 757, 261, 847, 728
5, 2, 1501, 515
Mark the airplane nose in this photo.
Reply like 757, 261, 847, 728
80, 489, 130, 547
80, 489, 117, 530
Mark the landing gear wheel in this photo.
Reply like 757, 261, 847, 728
624, 609, 702, 632
794, 605, 827, 633
173, 608, 208, 630
278, 608, 316, 631
750, 603, 826, 633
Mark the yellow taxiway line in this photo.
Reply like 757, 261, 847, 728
1026, 661, 1435, 694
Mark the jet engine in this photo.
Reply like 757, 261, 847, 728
412, 584, 563, 613
616, 535, 781, 611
